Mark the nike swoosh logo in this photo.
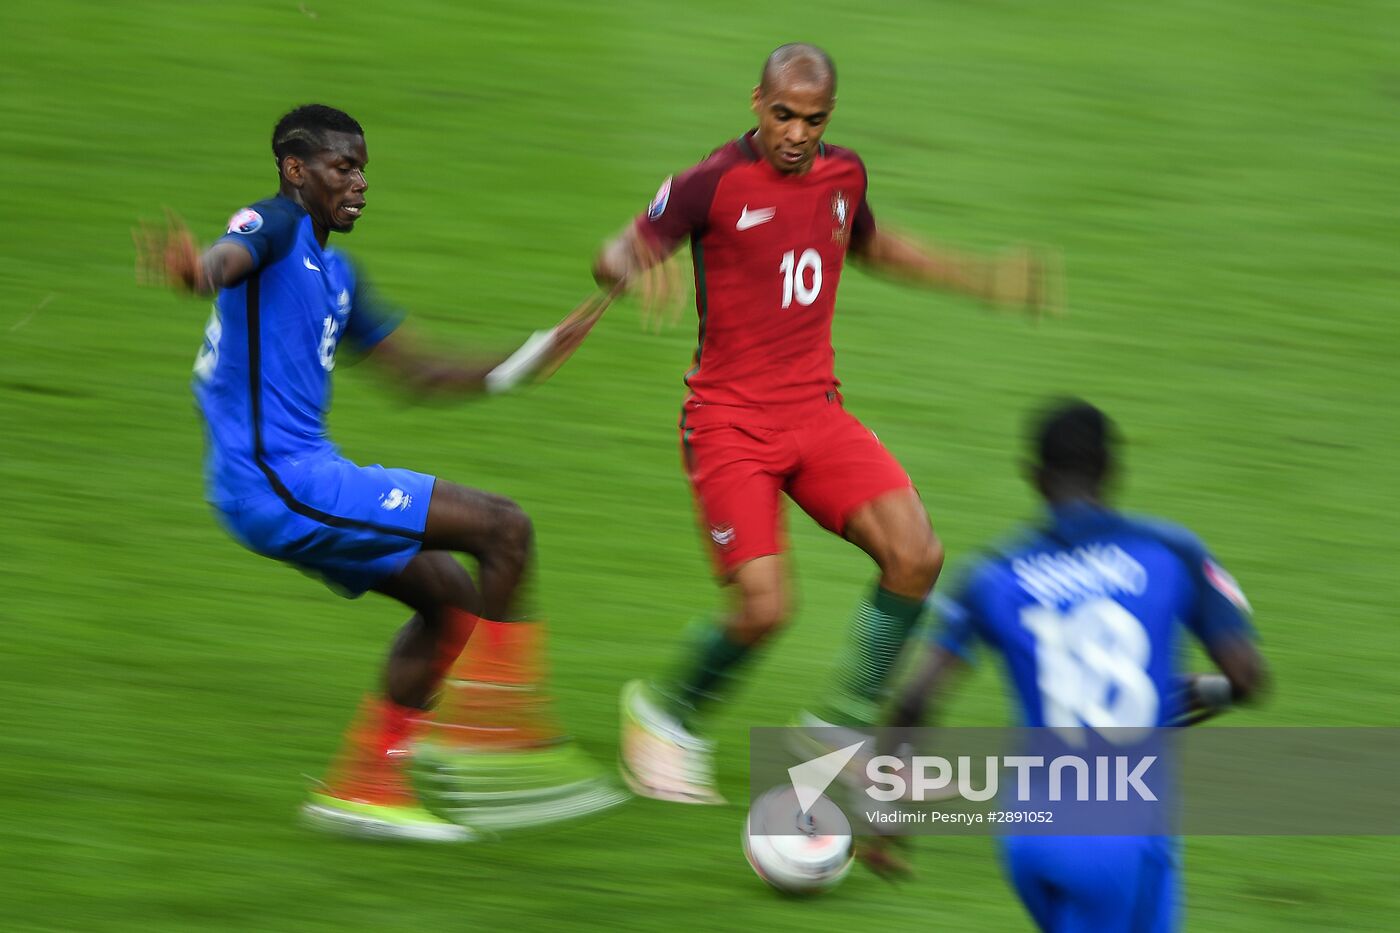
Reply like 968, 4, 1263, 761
736, 205, 776, 230
303, 256, 322, 272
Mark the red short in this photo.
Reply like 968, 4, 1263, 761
679, 400, 914, 574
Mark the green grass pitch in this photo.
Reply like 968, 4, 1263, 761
1, 1, 1396, 929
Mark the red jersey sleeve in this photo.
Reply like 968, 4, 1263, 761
633, 149, 734, 254
848, 154, 877, 251
851, 194, 876, 250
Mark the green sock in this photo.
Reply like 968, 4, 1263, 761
821, 586, 926, 726
656, 618, 755, 728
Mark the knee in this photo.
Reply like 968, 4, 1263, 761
489, 498, 534, 566
731, 587, 791, 645
884, 534, 945, 596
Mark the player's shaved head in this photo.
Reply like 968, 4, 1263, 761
751, 44, 837, 175
1030, 399, 1118, 501
272, 104, 364, 165
760, 43, 836, 97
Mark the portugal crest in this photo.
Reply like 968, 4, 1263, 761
831, 191, 850, 244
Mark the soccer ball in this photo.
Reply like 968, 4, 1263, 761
743, 786, 853, 895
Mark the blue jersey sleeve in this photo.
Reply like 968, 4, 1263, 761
340, 262, 404, 352
215, 198, 302, 269
1143, 519, 1256, 648
1189, 549, 1256, 645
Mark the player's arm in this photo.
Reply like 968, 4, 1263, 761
859, 583, 980, 881
851, 228, 1062, 318
592, 224, 653, 289
891, 644, 966, 730
890, 580, 982, 731
1171, 546, 1270, 726
194, 242, 257, 295
593, 223, 686, 331
594, 169, 714, 329
592, 172, 696, 287
857, 643, 969, 882
1209, 634, 1267, 702
135, 212, 256, 297
363, 288, 615, 398
1172, 635, 1268, 726
364, 328, 501, 396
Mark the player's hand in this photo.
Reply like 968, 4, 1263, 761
134, 210, 208, 294
1168, 673, 1235, 727
593, 228, 688, 332
856, 836, 914, 883
636, 250, 687, 334
984, 246, 1064, 319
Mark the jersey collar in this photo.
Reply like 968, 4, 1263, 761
274, 193, 309, 216
1044, 501, 1118, 543
737, 129, 761, 161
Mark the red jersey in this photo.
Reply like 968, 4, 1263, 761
635, 130, 876, 416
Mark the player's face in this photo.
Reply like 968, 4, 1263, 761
751, 79, 834, 175
289, 131, 369, 239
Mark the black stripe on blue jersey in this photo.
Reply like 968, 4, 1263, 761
244, 273, 425, 542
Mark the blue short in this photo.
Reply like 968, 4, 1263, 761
1000, 835, 1178, 933
212, 455, 435, 597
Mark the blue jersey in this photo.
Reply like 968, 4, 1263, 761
934, 503, 1255, 931
192, 196, 401, 505
934, 503, 1254, 730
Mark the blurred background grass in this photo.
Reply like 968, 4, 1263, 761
1, 1, 1397, 929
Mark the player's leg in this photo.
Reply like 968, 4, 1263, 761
1053, 843, 1148, 932
823, 488, 944, 722
1002, 837, 1065, 932
408, 479, 572, 747
843, 488, 943, 601
306, 550, 481, 841
300, 471, 536, 839
1129, 843, 1179, 933
621, 423, 791, 803
329, 475, 519, 722
359, 479, 531, 736
659, 554, 790, 720
1006, 836, 1152, 933
621, 553, 790, 805
400, 480, 624, 829
417, 479, 534, 622
787, 409, 944, 726
374, 549, 482, 709
660, 422, 794, 720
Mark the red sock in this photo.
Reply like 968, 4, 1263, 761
431, 619, 562, 749
371, 695, 420, 757
451, 617, 541, 685
325, 695, 424, 803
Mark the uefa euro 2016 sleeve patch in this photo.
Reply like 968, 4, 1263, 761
1203, 558, 1251, 614
648, 176, 673, 220
227, 208, 263, 235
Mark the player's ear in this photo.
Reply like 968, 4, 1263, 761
280, 155, 305, 188
751, 85, 763, 115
